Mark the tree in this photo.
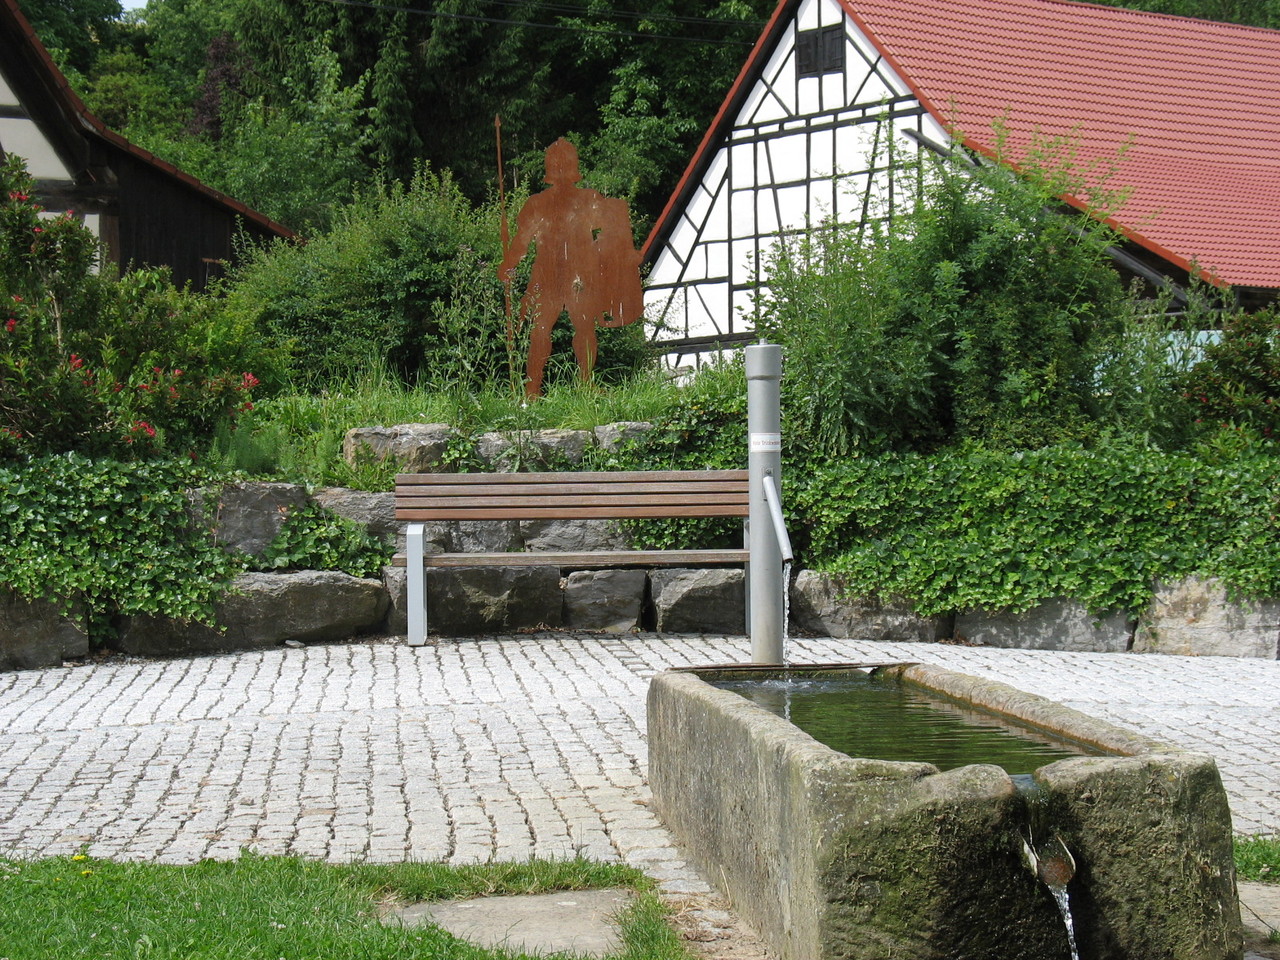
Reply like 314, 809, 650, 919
17, 0, 123, 73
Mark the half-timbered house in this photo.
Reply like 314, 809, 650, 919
0, 0, 294, 290
642, 0, 1280, 354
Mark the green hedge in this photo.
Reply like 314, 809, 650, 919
794, 438, 1280, 615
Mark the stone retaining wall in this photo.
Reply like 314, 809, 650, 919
5, 420, 1279, 668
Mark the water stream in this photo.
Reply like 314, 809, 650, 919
781, 559, 792, 664
1051, 885, 1081, 960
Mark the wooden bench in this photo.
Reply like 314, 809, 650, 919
395, 469, 750, 645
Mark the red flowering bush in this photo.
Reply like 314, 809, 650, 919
1, 155, 284, 459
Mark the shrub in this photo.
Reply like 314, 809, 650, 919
219, 164, 651, 395
1180, 304, 1280, 440
218, 166, 513, 390
0, 156, 282, 459
757, 133, 1135, 455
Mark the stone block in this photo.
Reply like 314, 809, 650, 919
202, 482, 310, 558
564, 570, 645, 632
426, 566, 563, 634
1134, 576, 1280, 658
342, 423, 456, 472
453, 520, 520, 554
649, 666, 1241, 960
117, 571, 389, 655
383, 565, 408, 635
789, 569, 946, 640
650, 568, 745, 634
0, 589, 88, 670
593, 421, 653, 452
956, 598, 1134, 652
519, 518, 631, 553
312, 488, 397, 545
474, 429, 594, 470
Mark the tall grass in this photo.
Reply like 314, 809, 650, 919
207, 358, 698, 489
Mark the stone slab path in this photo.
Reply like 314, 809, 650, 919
1, 634, 1276, 912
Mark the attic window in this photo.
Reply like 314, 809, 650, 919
796, 24, 844, 78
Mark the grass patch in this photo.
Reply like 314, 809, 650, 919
208, 361, 692, 489
0, 853, 693, 959
1237, 835, 1280, 884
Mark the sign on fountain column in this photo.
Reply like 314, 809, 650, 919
747, 343, 786, 663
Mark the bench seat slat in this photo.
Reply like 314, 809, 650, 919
398, 505, 749, 520
396, 469, 748, 485
393, 549, 749, 568
396, 493, 748, 510
395, 481, 749, 498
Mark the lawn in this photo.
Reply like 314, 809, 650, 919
0, 854, 692, 959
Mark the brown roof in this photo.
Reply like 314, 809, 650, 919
1, 0, 295, 242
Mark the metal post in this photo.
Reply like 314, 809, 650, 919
746, 343, 784, 663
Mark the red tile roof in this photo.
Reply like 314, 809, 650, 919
845, 0, 1280, 289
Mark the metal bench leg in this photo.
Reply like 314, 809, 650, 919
407, 523, 427, 646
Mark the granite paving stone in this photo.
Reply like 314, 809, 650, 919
0, 633, 1276, 896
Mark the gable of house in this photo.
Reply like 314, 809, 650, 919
644, 0, 1280, 348
0, 0, 294, 289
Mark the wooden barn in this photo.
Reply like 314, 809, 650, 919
0, 0, 294, 290
642, 0, 1280, 353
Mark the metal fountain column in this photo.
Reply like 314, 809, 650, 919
746, 343, 792, 663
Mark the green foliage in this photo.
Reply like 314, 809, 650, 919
594, 359, 748, 549
81, 50, 187, 132
210, 363, 680, 488
1235, 835, 1280, 884
758, 135, 1135, 456
1091, 286, 1205, 447
219, 166, 505, 389
1, 156, 282, 459
0, 454, 246, 639
256, 501, 390, 578
57, 0, 770, 228
0, 854, 683, 960
218, 167, 649, 394
795, 438, 1280, 616
16, 0, 123, 73
130, 36, 373, 232
1181, 305, 1280, 439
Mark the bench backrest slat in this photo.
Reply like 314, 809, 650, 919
394, 469, 749, 521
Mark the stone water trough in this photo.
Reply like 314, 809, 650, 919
648, 663, 1242, 960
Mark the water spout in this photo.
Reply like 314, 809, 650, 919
1022, 831, 1080, 960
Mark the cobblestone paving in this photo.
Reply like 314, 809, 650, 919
1, 634, 1276, 900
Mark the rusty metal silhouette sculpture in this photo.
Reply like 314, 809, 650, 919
498, 137, 643, 397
